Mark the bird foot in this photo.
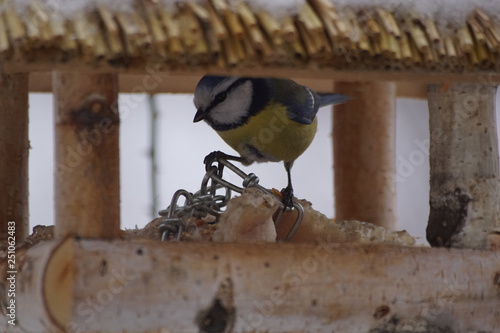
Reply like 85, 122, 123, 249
280, 186, 295, 210
203, 151, 227, 165
204, 151, 248, 165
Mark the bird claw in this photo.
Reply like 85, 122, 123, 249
203, 151, 226, 165
203, 151, 250, 169
280, 186, 295, 210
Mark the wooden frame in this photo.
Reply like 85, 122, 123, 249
1, 1, 500, 332
2, 238, 499, 332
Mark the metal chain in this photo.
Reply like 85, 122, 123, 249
158, 151, 304, 242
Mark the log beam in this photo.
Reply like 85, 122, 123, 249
333, 82, 397, 229
427, 83, 500, 248
0, 73, 29, 242
28, 73, 430, 99
3, 62, 500, 85
1, 238, 499, 332
53, 72, 121, 239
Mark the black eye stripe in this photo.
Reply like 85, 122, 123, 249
207, 78, 248, 111
214, 91, 227, 103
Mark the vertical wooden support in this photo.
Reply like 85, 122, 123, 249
333, 82, 397, 229
427, 83, 500, 248
0, 73, 29, 242
53, 72, 121, 239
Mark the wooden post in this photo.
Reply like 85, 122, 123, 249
0, 73, 29, 242
53, 72, 121, 239
426, 83, 500, 248
333, 82, 397, 230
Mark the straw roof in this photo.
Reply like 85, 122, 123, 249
1, 0, 500, 76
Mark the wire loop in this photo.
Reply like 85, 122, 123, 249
158, 151, 303, 241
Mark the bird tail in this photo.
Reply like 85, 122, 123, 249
318, 93, 350, 107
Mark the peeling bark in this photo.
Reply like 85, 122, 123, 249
1, 238, 499, 332
427, 83, 500, 248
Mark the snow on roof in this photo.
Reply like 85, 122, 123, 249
5, 0, 500, 25
332, 0, 500, 32
9, 0, 135, 17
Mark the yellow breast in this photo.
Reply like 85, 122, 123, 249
216, 103, 318, 163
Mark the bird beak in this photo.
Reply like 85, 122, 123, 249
193, 108, 207, 122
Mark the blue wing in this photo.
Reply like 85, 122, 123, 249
289, 91, 350, 124
269, 78, 349, 125
284, 86, 321, 125
287, 91, 349, 124
267, 79, 318, 125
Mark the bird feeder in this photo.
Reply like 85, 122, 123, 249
1, 1, 499, 332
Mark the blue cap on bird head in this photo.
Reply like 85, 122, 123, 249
195, 76, 237, 100
197, 75, 227, 87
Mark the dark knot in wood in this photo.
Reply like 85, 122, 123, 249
69, 94, 119, 132
427, 188, 472, 247
197, 278, 235, 333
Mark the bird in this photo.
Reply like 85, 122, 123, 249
193, 75, 349, 208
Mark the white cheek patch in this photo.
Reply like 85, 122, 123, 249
210, 81, 253, 125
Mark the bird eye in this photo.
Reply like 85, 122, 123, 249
214, 92, 227, 104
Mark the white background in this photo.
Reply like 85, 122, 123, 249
28, 90, 500, 243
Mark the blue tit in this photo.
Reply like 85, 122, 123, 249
193, 75, 349, 208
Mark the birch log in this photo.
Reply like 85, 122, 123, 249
0, 73, 29, 242
53, 72, 121, 239
1, 238, 499, 332
334, 82, 397, 229
427, 83, 500, 248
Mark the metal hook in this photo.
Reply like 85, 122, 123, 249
158, 151, 304, 242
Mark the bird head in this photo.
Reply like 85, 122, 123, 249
193, 76, 256, 130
